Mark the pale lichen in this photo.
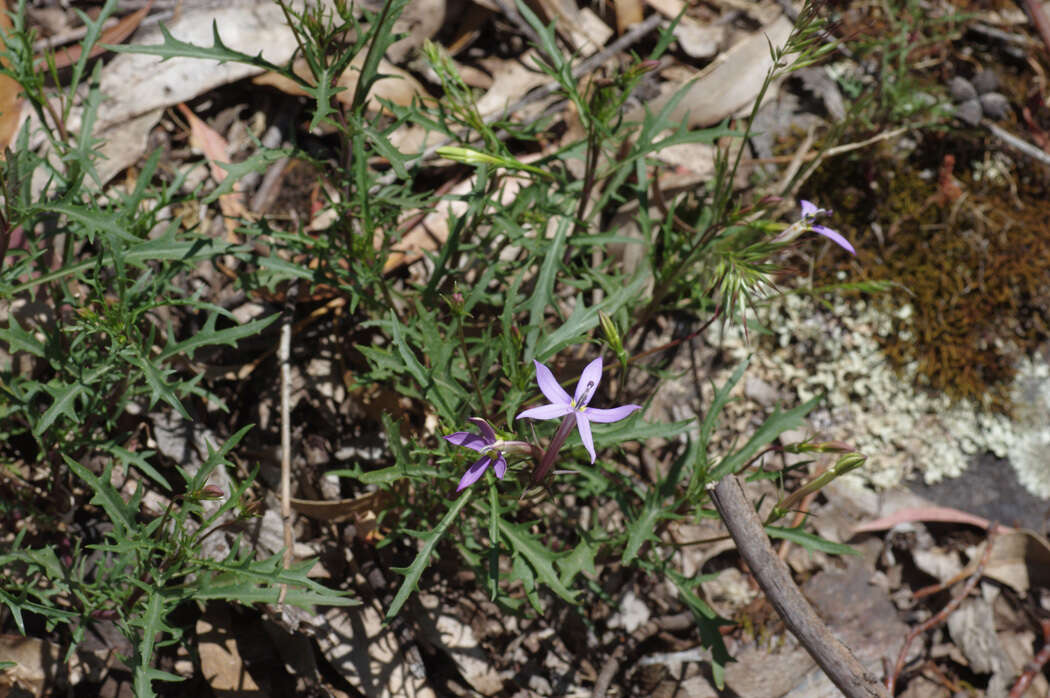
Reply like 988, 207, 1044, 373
706, 292, 1045, 496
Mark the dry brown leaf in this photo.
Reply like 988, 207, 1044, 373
197, 607, 265, 697
0, 634, 60, 697
627, 13, 793, 128
445, 5, 495, 55
614, 0, 644, 34
532, 0, 610, 52
387, 0, 446, 63
176, 102, 249, 241
474, 50, 550, 119
0, 0, 24, 153
645, 0, 724, 58
982, 529, 1050, 596
45, 0, 153, 70
252, 55, 425, 112
290, 491, 389, 524
852, 506, 1015, 536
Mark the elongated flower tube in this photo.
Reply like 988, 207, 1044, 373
516, 357, 641, 482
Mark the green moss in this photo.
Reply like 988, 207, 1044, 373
805, 135, 1050, 412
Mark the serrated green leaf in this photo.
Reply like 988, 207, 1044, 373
387, 491, 472, 619
35, 382, 87, 435
63, 457, 137, 536
127, 352, 188, 417
105, 21, 282, 72
0, 318, 45, 357
497, 518, 577, 603
699, 359, 748, 452
387, 311, 459, 424
192, 557, 356, 608
510, 553, 542, 614
557, 538, 599, 588
587, 415, 692, 450
131, 592, 183, 698
47, 201, 138, 243
204, 148, 293, 204
621, 437, 694, 565
329, 463, 441, 485
524, 217, 568, 361
107, 445, 170, 491
158, 311, 277, 360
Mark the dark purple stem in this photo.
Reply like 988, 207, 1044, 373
530, 414, 577, 485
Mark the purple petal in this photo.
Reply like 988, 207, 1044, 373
575, 415, 596, 463
574, 357, 603, 407
799, 200, 819, 218
456, 455, 492, 492
516, 403, 574, 421
584, 404, 641, 423
812, 225, 856, 255
466, 417, 496, 443
533, 360, 572, 406
492, 454, 508, 479
444, 431, 489, 452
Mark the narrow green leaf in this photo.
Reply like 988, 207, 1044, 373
709, 393, 822, 482
668, 570, 734, 690
765, 525, 859, 556
524, 216, 568, 361
533, 273, 647, 360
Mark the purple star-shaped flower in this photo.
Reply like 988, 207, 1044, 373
445, 418, 508, 492
775, 200, 856, 255
516, 357, 641, 463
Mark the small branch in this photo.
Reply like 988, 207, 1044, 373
710, 476, 889, 698
1007, 619, 1050, 698
277, 285, 298, 604
884, 529, 997, 695
984, 121, 1050, 168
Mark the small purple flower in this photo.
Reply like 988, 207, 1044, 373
774, 199, 855, 255
516, 357, 641, 464
445, 417, 508, 492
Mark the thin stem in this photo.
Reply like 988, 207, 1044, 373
457, 322, 487, 418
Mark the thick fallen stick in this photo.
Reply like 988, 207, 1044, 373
711, 475, 890, 698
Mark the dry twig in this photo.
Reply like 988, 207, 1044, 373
277, 283, 298, 603
1008, 619, 1050, 698
711, 475, 890, 698
884, 528, 997, 695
